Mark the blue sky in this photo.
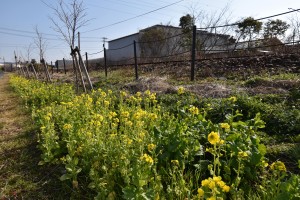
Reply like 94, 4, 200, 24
0, 0, 299, 62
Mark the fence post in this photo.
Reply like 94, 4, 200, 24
191, 25, 196, 81
56, 61, 59, 73
85, 52, 89, 71
63, 58, 66, 74
104, 47, 107, 77
134, 40, 138, 80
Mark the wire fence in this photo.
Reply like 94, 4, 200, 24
9, 8, 300, 83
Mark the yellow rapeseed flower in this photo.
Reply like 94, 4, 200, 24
136, 91, 141, 97
189, 106, 199, 115
171, 160, 179, 165
197, 188, 204, 197
270, 161, 286, 172
238, 151, 248, 159
208, 131, 220, 145
262, 160, 269, 167
218, 139, 225, 145
229, 96, 237, 102
217, 181, 226, 188
213, 176, 222, 182
144, 90, 151, 96
149, 93, 156, 101
201, 179, 210, 187
177, 86, 185, 95
222, 185, 230, 193
220, 123, 230, 129
208, 180, 216, 189
207, 196, 216, 200
141, 154, 154, 164
148, 144, 156, 151
125, 121, 133, 127
63, 123, 72, 130
101, 91, 107, 97
104, 100, 110, 107
121, 111, 130, 118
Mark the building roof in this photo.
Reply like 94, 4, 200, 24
108, 24, 231, 43
108, 32, 139, 43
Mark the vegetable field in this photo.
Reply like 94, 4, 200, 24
4, 71, 299, 199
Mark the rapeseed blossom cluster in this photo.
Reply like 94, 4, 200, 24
270, 161, 286, 172
147, 143, 156, 152
189, 106, 199, 115
140, 153, 154, 165
208, 131, 220, 145
177, 86, 185, 95
228, 96, 237, 102
199, 176, 230, 199
220, 123, 230, 130
238, 151, 249, 159
63, 123, 72, 130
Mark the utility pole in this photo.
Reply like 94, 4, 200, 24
102, 37, 108, 49
78, 32, 81, 50
102, 37, 108, 77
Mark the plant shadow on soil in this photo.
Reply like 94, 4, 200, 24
0, 126, 96, 200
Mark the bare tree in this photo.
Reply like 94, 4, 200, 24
34, 26, 51, 81
47, 0, 89, 48
46, 0, 93, 92
288, 12, 300, 44
184, 3, 234, 56
34, 26, 47, 62
25, 43, 34, 63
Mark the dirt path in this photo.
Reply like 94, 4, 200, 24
0, 73, 72, 199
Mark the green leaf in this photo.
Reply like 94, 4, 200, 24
258, 143, 267, 156
60, 173, 72, 181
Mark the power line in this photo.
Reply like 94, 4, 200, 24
0, 27, 101, 39
82, 0, 185, 33
0, 30, 101, 43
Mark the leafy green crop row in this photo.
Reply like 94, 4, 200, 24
10, 76, 300, 199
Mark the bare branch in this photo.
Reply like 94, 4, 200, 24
47, 0, 89, 48
34, 25, 47, 62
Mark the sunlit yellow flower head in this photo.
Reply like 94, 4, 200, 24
221, 185, 230, 193
63, 123, 72, 130
171, 160, 179, 165
144, 90, 151, 96
229, 96, 237, 102
104, 100, 110, 107
238, 151, 248, 159
201, 178, 210, 187
100, 91, 106, 97
189, 106, 199, 115
197, 188, 204, 197
220, 123, 230, 129
125, 120, 133, 127
213, 176, 222, 182
207, 197, 216, 200
136, 91, 141, 97
177, 86, 185, 95
270, 161, 286, 172
140, 154, 154, 164
262, 160, 269, 167
108, 111, 117, 119
120, 91, 127, 97
121, 111, 130, 118
147, 143, 156, 152
208, 131, 220, 145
